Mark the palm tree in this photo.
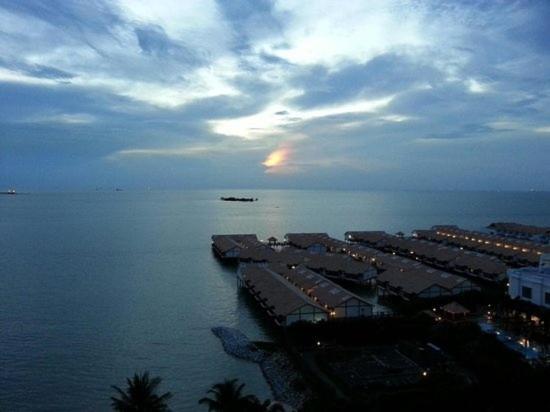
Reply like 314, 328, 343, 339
266, 402, 285, 412
111, 372, 172, 411
247, 399, 286, 412
198, 379, 259, 412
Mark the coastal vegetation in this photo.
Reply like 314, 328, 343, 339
199, 378, 283, 411
113, 312, 550, 411
110, 375, 283, 412
111, 372, 172, 412
282, 318, 550, 411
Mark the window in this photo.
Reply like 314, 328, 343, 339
545, 292, 550, 305
522, 286, 532, 300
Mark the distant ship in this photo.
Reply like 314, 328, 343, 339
220, 196, 258, 202
0, 188, 16, 195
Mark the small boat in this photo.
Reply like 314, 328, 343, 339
0, 189, 16, 195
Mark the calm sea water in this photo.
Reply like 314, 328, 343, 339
1, 190, 550, 411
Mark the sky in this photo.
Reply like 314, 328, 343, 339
1, 0, 550, 191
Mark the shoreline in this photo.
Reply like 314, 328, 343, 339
211, 326, 309, 410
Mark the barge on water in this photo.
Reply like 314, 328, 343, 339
220, 196, 257, 202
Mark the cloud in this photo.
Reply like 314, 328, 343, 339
31, 113, 97, 124
2, 0, 550, 190
209, 94, 394, 140
257, 0, 428, 67
0, 1, 241, 108
109, 139, 267, 159
0, 67, 60, 86
465, 78, 490, 94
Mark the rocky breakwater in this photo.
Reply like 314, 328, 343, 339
212, 327, 310, 410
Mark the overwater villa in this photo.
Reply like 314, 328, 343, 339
238, 264, 329, 326
347, 230, 507, 281
416, 226, 550, 266
488, 222, 550, 244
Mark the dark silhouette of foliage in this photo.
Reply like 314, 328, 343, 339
198, 379, 257, 411
199, 378, 285, 412
111, 372, 172, 412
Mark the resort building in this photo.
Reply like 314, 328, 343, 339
508, 254, 550, 308
343, 232, 479, 299
347, 230, 507, 281
284, 233, 348, 254
300, 253, 377, 283
414, 226, 550, 266
211, 234, 273, 261
214, 232, 478, 306
270, 245, 376, 284
488, 222, 550, 244
284, 233, 331, 254
213, 233, 376, 284
377, 267, 478, 300
267, 263, 374, 318
238, 264, 329, 326
440, 301, 470, 320
345, 231, 388, 248
238, 245, 277, 263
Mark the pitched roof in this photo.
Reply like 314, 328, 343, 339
488, 222, 550, 236
212, 234, 267, 255
377, 268, 440, 295
345, 231, 389, 245
284, 233, 330, 249
212, 236, 242, 253
267, 263, 373, 309
241, 265, 327, 318
377, 266, 469, 295
441, 301, 470, 315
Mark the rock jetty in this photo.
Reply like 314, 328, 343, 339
212, 327, 309, 410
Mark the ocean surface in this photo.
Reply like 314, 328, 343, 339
2, 190, 550, 411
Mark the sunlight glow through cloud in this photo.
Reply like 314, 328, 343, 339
262, 146, 292, 173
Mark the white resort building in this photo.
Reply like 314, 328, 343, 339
508, 254, 550, 308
